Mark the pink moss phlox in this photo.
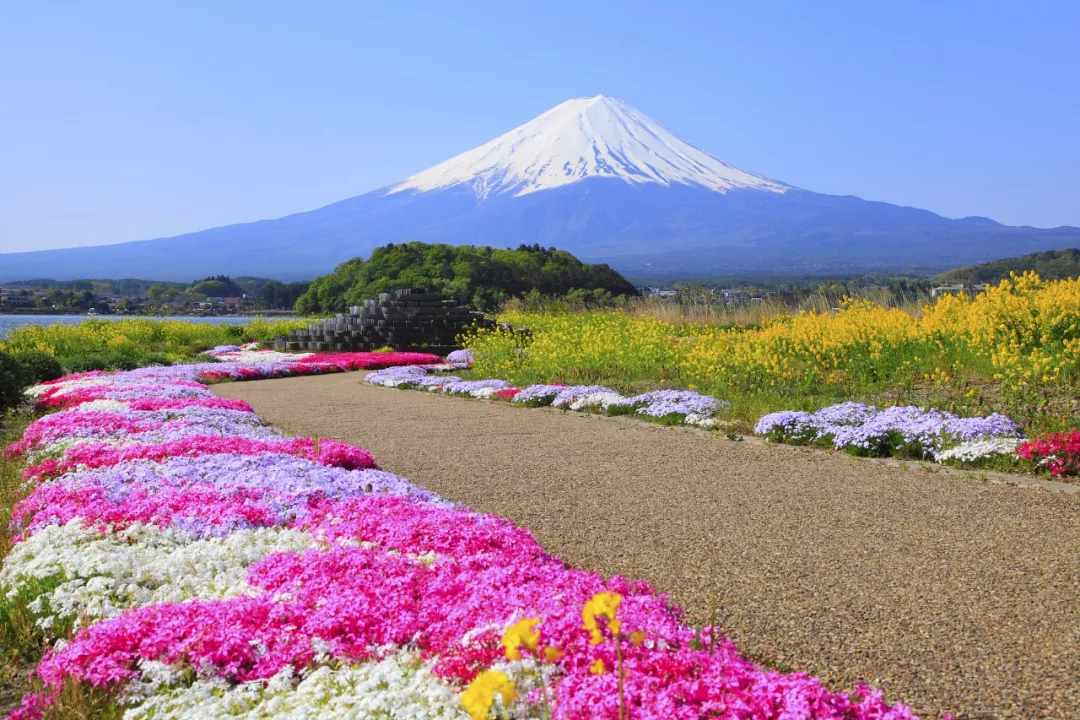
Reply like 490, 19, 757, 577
296, 352, 442, 371
11, 481, 283, 539
1017, 428, 1080, 477
23, 436, 376, 481
126, 397, 254, 412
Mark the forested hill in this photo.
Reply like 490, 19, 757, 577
295, 242, 639, 313
934, 249, 1080, 284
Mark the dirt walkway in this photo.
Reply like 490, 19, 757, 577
215, 373, 1080, 719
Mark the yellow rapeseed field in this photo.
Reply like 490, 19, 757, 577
0, 317, 309, 365
465, 273, 1080, 429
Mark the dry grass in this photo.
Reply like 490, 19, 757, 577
506, 285, 934, 330
622, 289, 931, 328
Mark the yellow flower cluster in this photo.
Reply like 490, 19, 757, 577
466, 273, 1080, 407
0, 317, 310, 360
460, 670, 516, 720
582, 590, 623, 645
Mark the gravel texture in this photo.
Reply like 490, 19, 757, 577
215, 373, 1080, 719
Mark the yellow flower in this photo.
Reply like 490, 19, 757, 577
461, 670, 516, 720
630, 631, 646, 647
582, 591, 623, 645
589, 658, 606, 675
543, 645, 565, 663
501, 617, 541, 661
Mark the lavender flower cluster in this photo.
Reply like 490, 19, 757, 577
512, 385, 725, 427
616, 390, 728, 419
205, 345, 242, 357
755, 401, 1020, 459
365, 361, 729, 428
445, 349, 474, 365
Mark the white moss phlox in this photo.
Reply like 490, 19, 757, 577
122, 652, 470, 720
1, 521, 317, 629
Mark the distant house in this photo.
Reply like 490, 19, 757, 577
931, 284, 988, 299
9, 296, 31, 307
223, 296, 242, 308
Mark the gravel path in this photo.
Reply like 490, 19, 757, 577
215, 373, 1080, 719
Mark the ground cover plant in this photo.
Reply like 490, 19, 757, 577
367, 354, 1038, 474
367, 360, 729, 430
753, 402, 1021, 465
463, 273, 1080, 438
0, 355, 931, 718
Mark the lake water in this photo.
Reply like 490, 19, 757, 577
0, 314, 263, 339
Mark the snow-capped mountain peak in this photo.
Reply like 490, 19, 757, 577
387, 95, 788, 199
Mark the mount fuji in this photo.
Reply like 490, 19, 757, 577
2, 95, 1078, 282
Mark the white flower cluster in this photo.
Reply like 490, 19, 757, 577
1, 521, 317, 629
935, 437, 1021, 463
685, 413, 719, 428
24, 437, 101, 465
24, 377, 118, 399
123, 652, 470, 720
70, 399, 132, 413
568, 392, 625, 411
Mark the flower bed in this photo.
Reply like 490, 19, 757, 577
366, 366, 729, 430
1, 358, 928, 718
754, 401, 1021, 463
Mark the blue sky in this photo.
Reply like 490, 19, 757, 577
1, 1, 1077, 253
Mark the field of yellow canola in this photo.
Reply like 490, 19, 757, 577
0, 317, 309, 363
465, 273, 1080, 430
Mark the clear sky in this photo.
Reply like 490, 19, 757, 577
1, 1, 1077, 253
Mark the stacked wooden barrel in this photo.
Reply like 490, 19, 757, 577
272, 288, 497, 354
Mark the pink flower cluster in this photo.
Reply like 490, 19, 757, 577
1017, 429, 1080, 477
5, 352, 930, 719
23, 435, 375, 481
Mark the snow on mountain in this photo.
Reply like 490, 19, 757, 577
388, 95, 788, 199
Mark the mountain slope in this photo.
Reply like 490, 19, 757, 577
2, 95, 1078, 282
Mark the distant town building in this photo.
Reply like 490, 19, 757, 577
931, 284, 988, 298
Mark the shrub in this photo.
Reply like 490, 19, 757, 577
64, 350, 141, 374
12, 350, 64, 384
0, 351, 30, 411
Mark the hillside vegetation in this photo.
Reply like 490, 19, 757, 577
295, 242, 639, 313
186, 275, 248, 298
934, 248, 1080, 284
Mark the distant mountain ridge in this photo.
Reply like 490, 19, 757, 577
2, 95, 1078, 282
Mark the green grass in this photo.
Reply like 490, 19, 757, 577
0, 410, 37, 717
